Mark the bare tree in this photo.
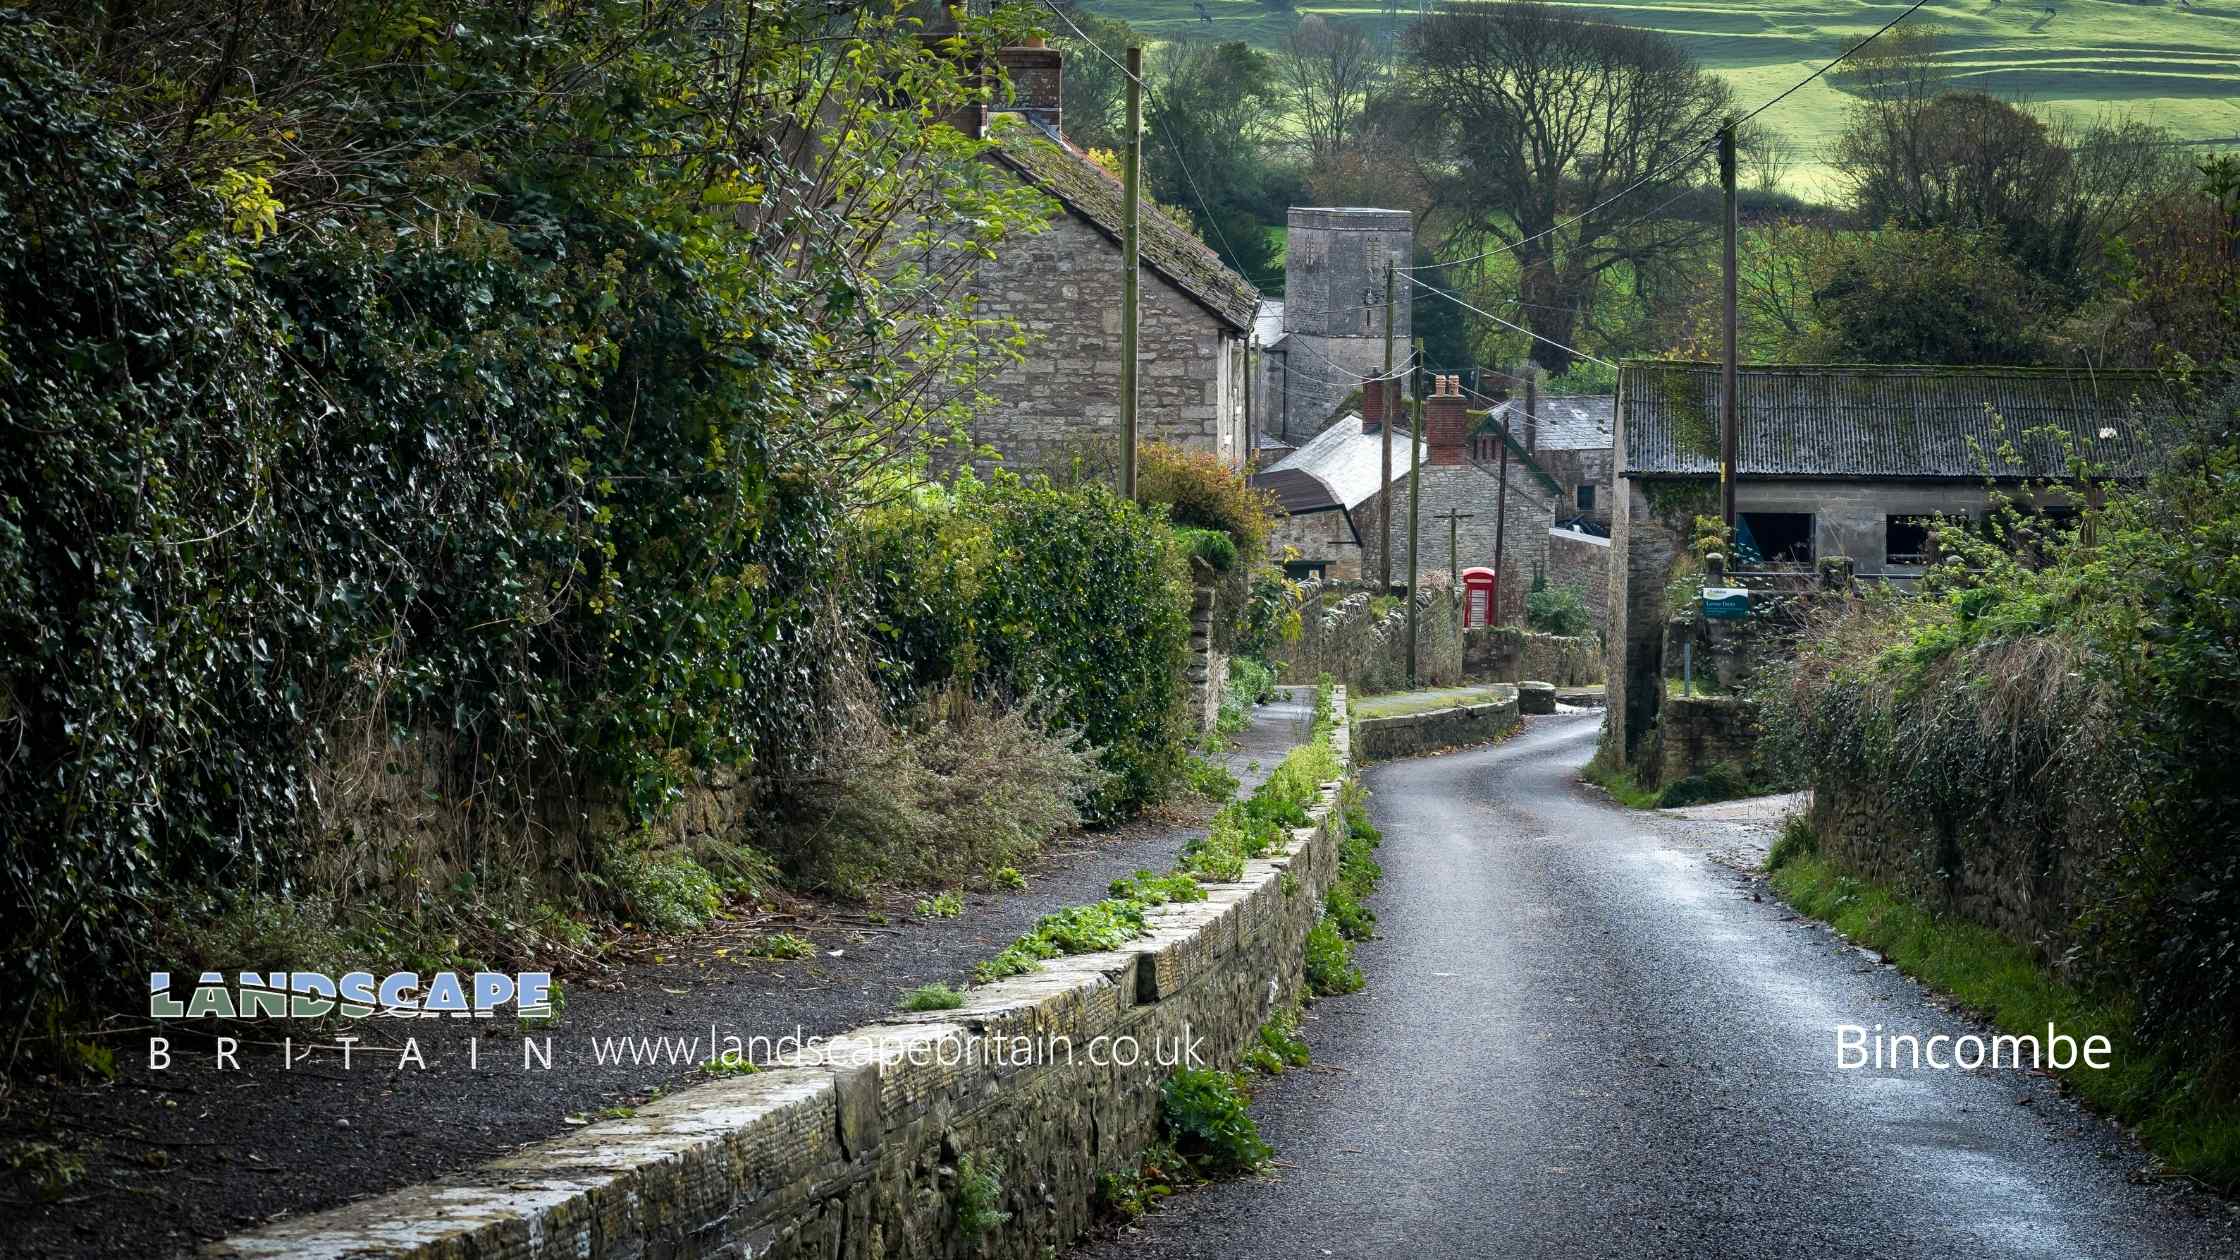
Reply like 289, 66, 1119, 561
1277, 15, 1384, 166
1395, 2, 1730, 374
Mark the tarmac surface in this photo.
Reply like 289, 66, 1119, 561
1079, 710, 2238, 1259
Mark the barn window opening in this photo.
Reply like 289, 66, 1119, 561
1736, 512, 1813, 566
1885, 515, 1935, 566
1577, 484, 1596, 512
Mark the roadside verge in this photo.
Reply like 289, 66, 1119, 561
205, 695, 1358, 1260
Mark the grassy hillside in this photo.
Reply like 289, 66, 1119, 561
1075, 0, 2240, 196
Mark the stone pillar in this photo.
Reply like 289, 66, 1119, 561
1188, 584, 1222, 732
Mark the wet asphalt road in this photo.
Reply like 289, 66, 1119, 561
1081, 711, 2237, 1260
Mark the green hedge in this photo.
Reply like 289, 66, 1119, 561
859, 476, 1194, 820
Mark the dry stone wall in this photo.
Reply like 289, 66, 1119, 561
1271, 583, 1462, 694
1462, 627, 1603, 687
207, 700, 1358, 1260
1351, 690, 1518, 763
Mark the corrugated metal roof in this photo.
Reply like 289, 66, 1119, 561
1253, 414, 1420, 514
1478, 396, 1612, 451
1620, 362, 2179, 480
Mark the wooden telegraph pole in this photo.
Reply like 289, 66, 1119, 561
1121, 46, 1143, 499
1379, 258, 1396, 590
1491, 369, 1515, 625
1436, 509, 1475, 590
1405, 338, 1424, 687
1718, 115, 1740, 530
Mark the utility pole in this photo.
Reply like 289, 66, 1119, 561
1121, 45, 1143, 499
1405, 337, 1424, 688
1719, 114, 1739, 530
1436, 509, 1476, 590
1492, 368, 1514, 626
1379, 258, 1395, 590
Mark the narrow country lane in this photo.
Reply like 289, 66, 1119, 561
1081, 712, 2237, 1260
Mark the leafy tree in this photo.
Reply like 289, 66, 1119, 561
1395, 2, 1731, 375
1050, 4, 1140, 154
1277, 15, 1384, 167
1145, 38, 1285, 284
1800, 226, 2056, 365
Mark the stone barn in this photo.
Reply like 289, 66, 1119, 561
962, 43, 1260, 473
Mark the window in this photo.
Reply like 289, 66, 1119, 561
1885, 512, 1968, 566
1885, 515, 1934, 566
1737, 512, 1814, 565
1577, 484, 1596, 512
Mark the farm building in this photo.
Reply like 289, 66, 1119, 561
1603, 359, 2181, 768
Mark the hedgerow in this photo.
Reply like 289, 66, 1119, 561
0, 1, 1049, 1028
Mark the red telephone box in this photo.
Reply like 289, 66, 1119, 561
1462, 567, 1497, 628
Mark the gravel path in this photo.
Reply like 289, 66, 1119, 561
0, 693, 1312, 1259
1078, 710, 2239, 1259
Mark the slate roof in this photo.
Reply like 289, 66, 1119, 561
985, 115, 1260, 332
1254, 414, 1420, 515
1477, 396, 1613, 451
1619, 362, 2180, 481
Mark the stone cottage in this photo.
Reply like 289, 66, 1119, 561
961, 44, 1260, 473
1478, 394, 1614, 532
1603, 359, 2179, 769
1258, 374, 1560, 613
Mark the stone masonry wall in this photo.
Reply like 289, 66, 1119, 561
1656, 695, 1763, 788
1187, 583, 1224, 734
967, 211, 1244, 474
1462, 627, 1603, 686
1271, 583, 1462, 694
211, 702, 1358, 1260
1605, 477, 1699, 770
1351, 691, 1519, 763
1356, 460, 1557, 627
1546, 527, 1611, 641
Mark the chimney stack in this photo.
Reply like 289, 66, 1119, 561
1361, 378, 1388, 434
993, 43, 1063, 136
1426, 374, 1470, 466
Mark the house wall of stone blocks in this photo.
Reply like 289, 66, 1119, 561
1546, 526, 1612, 640
966, 211, 1246, 473
1356, 461, 1558, 626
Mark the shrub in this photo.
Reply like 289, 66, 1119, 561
767, 702, 1101, 895
1304, 916, 1364, 996
1765, 813, 1819, 872
901, 982, 966, 1011
1654, 761, 1753, 808
606, 848, 724, 935
1175, 526, 1240, 574
1110, 871, 1207, 905
1526, 583, 1594, 637
862, 476, 1193, 822
1136, 441, 1281, 553
1160, 1069, 1272, 1176
953, 1155, 1011, 1237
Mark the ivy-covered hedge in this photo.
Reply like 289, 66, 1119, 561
858, 476, 1194, 820
0, 3, 1038, 1023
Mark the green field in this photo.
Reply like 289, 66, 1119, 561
1077, 0, 2240, 197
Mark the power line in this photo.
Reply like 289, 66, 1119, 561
1034, 0, 1255, 283
1405, 274, 1614, 370
1399, 0, 1934, 276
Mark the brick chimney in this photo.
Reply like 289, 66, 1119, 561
1426, 374, 1470, 466
994, 40, 1063, 135
1361, 378, 1389, 434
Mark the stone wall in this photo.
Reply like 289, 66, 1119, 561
1187, 583, 1224, 733
1351, 691, 1518, 763
1656, 695, 1763, 787
1546, 527, 1611, 640
1356, 459, 1558, 627
967, 210, 1245, 474
1811, 780, 2104, 966
212, 703, 1358, 1260
1271, 583, 1462, 694
1461, 627, 1603, 686
1604, 476, 1703, 770
1269, 207, 1412, 444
